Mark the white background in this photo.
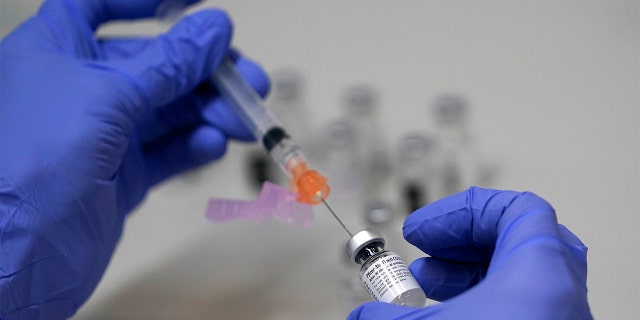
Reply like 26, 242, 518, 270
1, 0, 638, 319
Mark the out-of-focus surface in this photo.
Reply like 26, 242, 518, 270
1, 1, 638, 319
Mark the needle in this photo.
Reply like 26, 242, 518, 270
322, 199, 352, 237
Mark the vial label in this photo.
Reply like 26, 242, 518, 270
360, 252, 421, 303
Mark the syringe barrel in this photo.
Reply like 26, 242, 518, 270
211, 59, 282, 140
211, 59, 330, 204
268, 137, 307, 177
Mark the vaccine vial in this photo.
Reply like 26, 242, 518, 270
346, 229, 427, 307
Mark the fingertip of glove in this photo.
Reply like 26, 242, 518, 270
174, 9, 234, 66
557, 224, 587, 249
510, 190, 554, 211
401, 187, 499, 246
467, 187, 552, 214
347, 301, 420, 320
401, 189, 470, 241
184, 8, 233, 30
347, 302, 376, 320
346, 306, 362, 320
190, 126, 228, 162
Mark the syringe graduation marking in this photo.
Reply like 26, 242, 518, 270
322, 199, 352, 237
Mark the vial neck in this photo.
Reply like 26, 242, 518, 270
355, 242, 385, 265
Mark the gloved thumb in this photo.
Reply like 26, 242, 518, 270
347, 301, 440, 320
107, 9, 232, 110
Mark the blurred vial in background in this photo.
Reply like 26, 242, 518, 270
268, 68, 311, 145
432, 94, 473, 197
431, 94, 499, 197
396, 133, 438, 215
342, 85, 392, 199
363, 201, 397, 245
244, 149, 276, 193
361, 200, 417, 260
318, 120, 362, 202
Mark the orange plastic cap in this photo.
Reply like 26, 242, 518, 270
289, 163, 330, 204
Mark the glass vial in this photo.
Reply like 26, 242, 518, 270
342, 85, 391, 198
346, 229, 426, 307
245, 149, 277, 192
268, 69, 310, 145
397, 133, 437, 214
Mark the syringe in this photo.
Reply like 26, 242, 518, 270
211, 59, 330, 205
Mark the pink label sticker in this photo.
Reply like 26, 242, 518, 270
206, 181, 314, 227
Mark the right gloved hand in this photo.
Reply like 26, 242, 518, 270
348, 187, 592, 319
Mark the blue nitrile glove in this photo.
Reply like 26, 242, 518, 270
0, 0, 269, 318
348, 187, 592, 320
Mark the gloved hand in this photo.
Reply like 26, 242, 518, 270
348, 187, 592, 320
0, 0, 268, 318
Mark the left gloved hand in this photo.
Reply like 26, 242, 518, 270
0, 0, 268, 318
347, 187, 592, 320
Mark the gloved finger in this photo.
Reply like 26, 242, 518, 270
107, 9, 232, 111
135, 89, 213, 146
49, 0, 202, 30
402, 187, 559, 263
347, 301, 439, 320
409, 257, 487, 302
99, 38, 155, 59
403, 187, 591, 315
144, 125, 228, 186
28, 0, 102, 55
203, 100, 254, 142
557, 224, 588, 280
202, 55, 270, 141
557, 224, 587, 248
136, 55, 269, 144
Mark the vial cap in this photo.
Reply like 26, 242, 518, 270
346, 229, 385, 262
326, 120, 355, 147
398, 134, 435, 161
433, 94, 468, 125
364, 201, 394, 226
344, 85, 377, 115
273, 69, 304, 100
